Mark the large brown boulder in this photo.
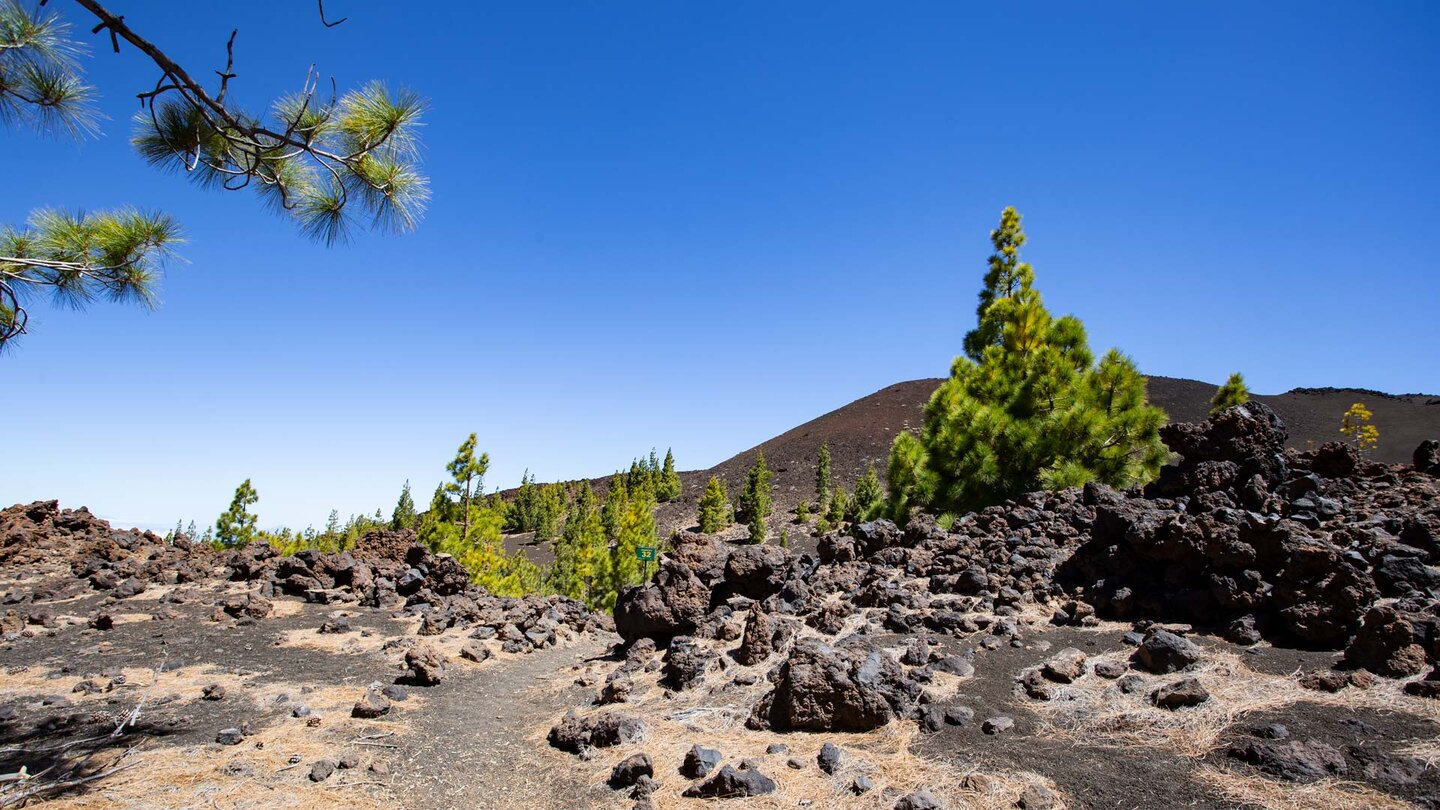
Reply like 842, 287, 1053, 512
748, 638, 919, 732
1344, 605, 1430, 677
613, 559, 710, 644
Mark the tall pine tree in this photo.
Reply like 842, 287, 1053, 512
444, 433, 489, 542
849, 463, 883, 523
815, 442, 833, 516
215, 479, 259, 546
698, 475, 732, 533
658, 449, 683, 502
737, 451, 773, 544
391, 480, 418, 530
888, 208, 1168, 518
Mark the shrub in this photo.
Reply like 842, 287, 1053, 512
1340, 402, 1379, 456
1209, 372, 1251, 415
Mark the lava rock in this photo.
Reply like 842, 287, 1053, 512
1134, 630, 1202, 674
681, 765, 776, 799
309, 760, 335, 783
609, 753, 654, 789
547, 711, 646, 754
982, 716, 1014, 735
1041, 648, 1087, 683
351, 690, 391, 718
748, 638, 919, 732
1151, 678, 1210, 709
1228, 740, 1349, 781
402, 643, 447, 685
681, 745, 723, 779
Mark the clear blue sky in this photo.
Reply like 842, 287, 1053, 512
6, 1, 1437, 530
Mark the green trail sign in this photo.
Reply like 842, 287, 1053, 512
636, 546, 658, 562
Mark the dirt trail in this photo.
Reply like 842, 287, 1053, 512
395, 635, 617, 810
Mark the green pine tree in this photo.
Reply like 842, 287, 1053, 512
1210, 372, 1251, 415
444, 433, 490, 542
698, 475, 732, 533
815, 441, 833, 515
737, 451, 773, 544
215, 479, 259, 546
826, 485, 848, 526
610, 481, 656, 595
658, 448, 683, 502
390, 480, 418, 530
887, 207, 1168, 518
849, 463, 883, 523
601, 473, 629, 541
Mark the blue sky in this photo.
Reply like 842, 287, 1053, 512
5, 1, 1437, 530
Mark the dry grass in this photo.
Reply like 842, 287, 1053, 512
0, 662, 235, 708
1396, 736, 1440, 768
1192, 764, 1414, 810
535, 630, 1060, 809
1033, 647, 1440, 759
23, 676, 414, 809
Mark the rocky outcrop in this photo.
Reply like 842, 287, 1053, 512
747, 638, 920, 732
613, 559, 710, 644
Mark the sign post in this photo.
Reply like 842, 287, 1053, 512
636, 545, 658, 581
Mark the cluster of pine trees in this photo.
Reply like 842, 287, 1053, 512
792, 442, 884, 534
547, 472, 658, 610
192, 437, 676, 605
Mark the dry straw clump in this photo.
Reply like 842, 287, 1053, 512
1192, 764, 1414, 810
35, 678, 409, 810
1033, 647, 1440, 759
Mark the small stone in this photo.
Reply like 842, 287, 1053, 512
460, 641, 492, 663
1093, 660, 1126, 679
337, 752, 360, 769
1117, 674, 1145, 694
216, 727, 245, 745
682, 744, 723, 779
309, 760, 335, 783
944, 705, 975, 726
1041, 648, 1087, 683
982, 716, 1014, 735
609, 753, 654, 789
765, 743, 789, 755
1152, 678, 1210, 709
202, 683, 226, 701
381, 685, 409, 702
817, 742, 843, 774
895, 789, 945, 809
1018, 784, 1057, 809
852, 776, 875, 794
1256, 723, 1290, 739
1134, 630, 1202, 674
1299, 671, 1347, 693
630, 774, 658, 800
681, 765, 776, 798
351, 691, 391, 719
